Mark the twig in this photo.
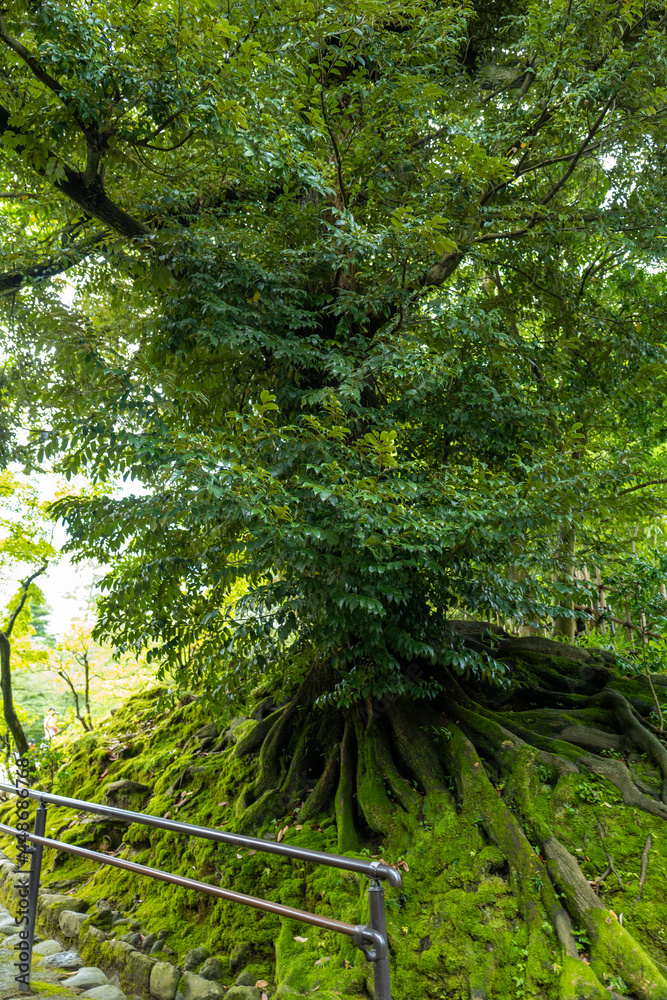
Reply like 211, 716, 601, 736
635, 834, 651, 902
591, 864, 611, 894
596, 818, 624, 891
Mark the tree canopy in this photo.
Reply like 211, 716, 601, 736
0, 0, 666, 695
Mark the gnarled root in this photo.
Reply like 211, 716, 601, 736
354, 714, 422, 846
500, 740, 667, 999
436, 722, 579, 995
592, 689, 667, 802
386, 700, 456, 822
335, 718, 358, 852
579, 755, 667, 820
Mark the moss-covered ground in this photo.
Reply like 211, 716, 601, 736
0, 645, 666, 999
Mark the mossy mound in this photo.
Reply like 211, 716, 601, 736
0, 636, 666, 999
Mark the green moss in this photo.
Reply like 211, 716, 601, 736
558, 955, 609, 999
587, 908, 667, 1000
28, 981, 80, 997
0, 663, 664, 1000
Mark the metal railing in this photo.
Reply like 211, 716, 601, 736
0, 783, 401, 999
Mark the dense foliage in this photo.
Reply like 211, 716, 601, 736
1, 0, 666, 703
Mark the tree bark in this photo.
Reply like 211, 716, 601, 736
553, 520, 576, 640
0, 632, 28, 755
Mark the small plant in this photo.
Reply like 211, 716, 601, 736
575, 778, 603, 803
603, 972, 629, 993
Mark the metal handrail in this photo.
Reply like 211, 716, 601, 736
0, 784, 398, 999
0, 783, 402, 886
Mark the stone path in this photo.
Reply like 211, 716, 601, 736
0, 905, 122, 1000
0, 938, 82, 1000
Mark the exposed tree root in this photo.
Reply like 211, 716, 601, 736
580, 755, 667, 820
334, 718, 358, 852
592, 689, 667, 801
354, 715, 422, 846
226, 630, 667, 996
502, 740, 667, 999
635, 833, 652, 903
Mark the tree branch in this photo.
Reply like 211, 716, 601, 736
539, 95, 617, 210
617, 478, 667, 497
0, 13, 72, 111
5, 563, 48, 639
0, 229, 112, 295
0, 104, 148, 237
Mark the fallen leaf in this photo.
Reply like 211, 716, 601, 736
255, 982, 268, 990
217, 801, 229, 807
602, 802, 613, 808
293, 936, 308, 943
248, 850, 257, 856
261, 994, 268, 1000
164, 811, 171, 819
277, 825, 290, 843
396, 861, 409, 872
236, 853, 243, 859
295, 825, 303, 830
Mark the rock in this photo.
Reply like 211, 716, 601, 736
82, 987, 128, 1000
33, 939, 64, 956
229, 941, 251, 971
0, 859, 16, 881
176, 972, 224, 1000
193, 723, 218, 741
150, 961, 181, 1000
81, 926, 109, 949
38, 894, 88, 935
120, 932, 143, 948
183, 947, 210, 972
130, 920, 142, 932
125, 950, 157, 990
60, 909, 89, 937
150, 942, 165, 955
224, 989, 260, 1000
39, 949, 83, 970
0, 920, 21, 934
234, 972, 256, 987
91, 902, 114, 929
197, 958, 227, 982
143, 933, 157, 952
157, 930, 169, 940
65, 967, 112, 989
103, 780, 152, 810
2, 933, 23, 948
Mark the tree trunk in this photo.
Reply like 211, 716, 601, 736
553, 520, 576, 640
0, 632, 28, 756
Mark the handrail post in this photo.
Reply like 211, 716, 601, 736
21, 801, 47, 991
367, 878, 391, 1000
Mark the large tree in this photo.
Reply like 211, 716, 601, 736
4, 1, 667, 995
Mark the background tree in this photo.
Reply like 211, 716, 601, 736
0, 471, 55, 752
